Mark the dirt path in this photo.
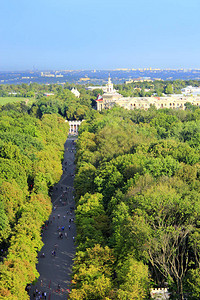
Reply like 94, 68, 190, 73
30, 136, 76, 300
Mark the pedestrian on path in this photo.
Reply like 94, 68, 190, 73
59, 232, 63, 239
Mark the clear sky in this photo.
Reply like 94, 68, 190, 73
1, 0, 200, 70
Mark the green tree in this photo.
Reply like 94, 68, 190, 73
117, 256, 150, 300
165, 84, 173, 94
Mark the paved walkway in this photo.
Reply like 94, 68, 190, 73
30, 136, 76, 300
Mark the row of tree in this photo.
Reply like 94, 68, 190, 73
0, 101, 69, 299
115, 79, 200, 97
1, 78, 200, 101
72, 106, 200, 299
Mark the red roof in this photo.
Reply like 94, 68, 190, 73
96, 94, 103, 101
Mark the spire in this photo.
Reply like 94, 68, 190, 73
108, 73, 111, 84
106, 74, 114, 93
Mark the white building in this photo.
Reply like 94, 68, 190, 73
181, 86, 200, 95
87, 86, 107, 92
71, 88, 80, 98
96, 76, 122, 111
96, 78, 200, 111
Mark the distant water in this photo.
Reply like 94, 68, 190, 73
0, 69, 200, 85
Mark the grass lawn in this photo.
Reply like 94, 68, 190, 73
0, 97, 34, 105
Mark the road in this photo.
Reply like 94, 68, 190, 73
30, 136, 76, 300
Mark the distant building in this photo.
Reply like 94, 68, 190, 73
71, 88, 80, 98
41, 72, 55, 77
87, 86, 107, 92
95, 77, 200, 111
44, 93, 55, 96
96, 76, 122, 111
56, 74, 64, 78
125, 77, 153, 84
79, 77, 90, 81
8, 92, 18, 95
181, 86, 200, 94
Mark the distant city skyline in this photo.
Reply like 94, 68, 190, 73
1, 0, 200, 71
3, 67, 200, 72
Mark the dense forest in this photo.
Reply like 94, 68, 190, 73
72, 106, 200, 299
0, 84, 100, 299
0, 80, 200, 299
0, 102, 70, 298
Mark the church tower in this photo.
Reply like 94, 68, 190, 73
106, 74, 114, 93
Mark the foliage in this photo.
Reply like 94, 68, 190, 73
73, 106, 200, 299
0, 102, 69, 298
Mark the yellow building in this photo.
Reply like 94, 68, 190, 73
96, 78, 200, 111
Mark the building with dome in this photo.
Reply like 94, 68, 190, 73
95, 76, 122, 111
95, 77, 200, 111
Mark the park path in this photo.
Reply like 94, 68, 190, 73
30, 136, 77, 300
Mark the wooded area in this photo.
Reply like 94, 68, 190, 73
0, 81, 200, 299
73, 106, 200, 299
0, 102, 69, 299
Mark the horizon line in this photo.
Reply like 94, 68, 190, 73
1, 68, 200, 72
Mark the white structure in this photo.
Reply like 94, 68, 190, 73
150, 288, 170, 299
87, 86, 107, 92
96, 76, 122, 111
66, 120, 83, 135
96, 77, 200, 111
43, 93, 55, 96
87, 76, 118, 93
181, 86, 200, 95
71, 88, 80, 98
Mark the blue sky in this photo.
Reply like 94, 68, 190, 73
0, 0, 200, 70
